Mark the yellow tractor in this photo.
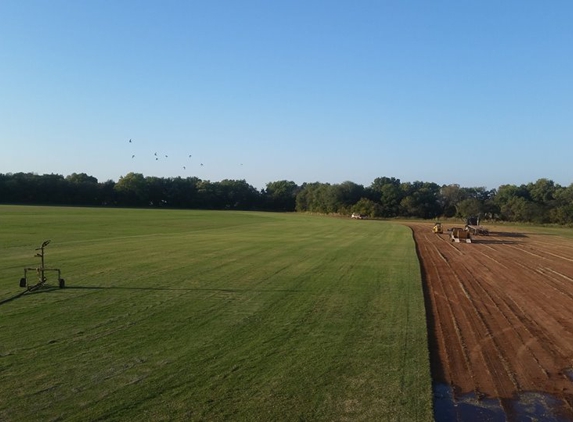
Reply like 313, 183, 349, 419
432, 222, 443, 234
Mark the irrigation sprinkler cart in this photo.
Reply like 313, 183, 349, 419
19, 240, 65, 291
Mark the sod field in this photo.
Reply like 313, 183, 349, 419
0, 206, 432, 421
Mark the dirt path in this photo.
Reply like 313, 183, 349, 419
408, 223, 573, 420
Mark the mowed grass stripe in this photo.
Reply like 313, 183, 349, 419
0, 206, 431, 421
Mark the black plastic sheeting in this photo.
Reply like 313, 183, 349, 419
433, 383, 573, 422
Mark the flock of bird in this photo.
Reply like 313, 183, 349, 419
127, 138, 245, 176
128, 138, 204, 170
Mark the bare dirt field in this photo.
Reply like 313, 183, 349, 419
408, 223, 573, 421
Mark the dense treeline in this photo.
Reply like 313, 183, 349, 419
0, 172, 295, 212
1, 172, 573, 224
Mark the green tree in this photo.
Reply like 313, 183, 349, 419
499, 196, 545, 222
494, 184, 529, 206
265, 180, 299, 211
552, 183, 573, 223
145, 176, 167, 206
494, 183, 551, 222
66, 173, 98, 184
352, 198, 382, 218
98, 180, 117, 205
65, 173, 100, 205
196, 180, 217, 208
216, 179, 260, 210
550, 204, 573, 225
114, 172, 148, 206
369, 177, 402, 217
295, 183, 330, 213
527, 178, 557, 204
456, 198, 482, 219
166, 177, 200, 208
329, 181, 365, 214
439, 184, 466, 217
400, 181, 441, 218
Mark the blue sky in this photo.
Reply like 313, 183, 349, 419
1, 1, 572, 190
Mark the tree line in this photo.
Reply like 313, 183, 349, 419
1, 172, 572, 225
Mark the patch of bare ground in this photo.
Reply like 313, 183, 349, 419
408, 223, 573, 421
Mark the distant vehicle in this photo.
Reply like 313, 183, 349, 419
465, 216, 489, 235
451, 228, 472, 243
433, 222, 443, 234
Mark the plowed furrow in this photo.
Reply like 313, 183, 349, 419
408, 223, 573, 418
457, 260, 558, 394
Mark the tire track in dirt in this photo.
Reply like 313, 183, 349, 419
471, 247, 573, 357
408, 223, 573, 420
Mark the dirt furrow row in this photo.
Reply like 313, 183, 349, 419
408, 223, 573, 419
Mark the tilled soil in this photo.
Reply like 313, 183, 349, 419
408, 223, 573, 420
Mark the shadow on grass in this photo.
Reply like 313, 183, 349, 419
65, 286, 302, 293
0, 284, 62, 305
0, 290, 29, 305
1, 285, 302, 305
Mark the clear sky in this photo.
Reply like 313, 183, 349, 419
1, 1, 572, 190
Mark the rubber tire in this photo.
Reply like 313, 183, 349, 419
20, 278, 27, 288
59, 278, 65, 289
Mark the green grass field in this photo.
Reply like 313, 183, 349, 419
0, 206, 432, 421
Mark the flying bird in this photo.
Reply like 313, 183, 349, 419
129, 139, 132, 143
132, 155, 135, 158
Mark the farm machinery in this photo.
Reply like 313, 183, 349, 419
465, 216, 489, 236
434, 216, 489, 243
19, 240, 65, 291
450, 228, 472, 243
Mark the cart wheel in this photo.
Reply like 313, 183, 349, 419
20, 278, 27, 288
59, 278, 65, 289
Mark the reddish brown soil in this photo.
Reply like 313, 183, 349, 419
408, 223, 573, 415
